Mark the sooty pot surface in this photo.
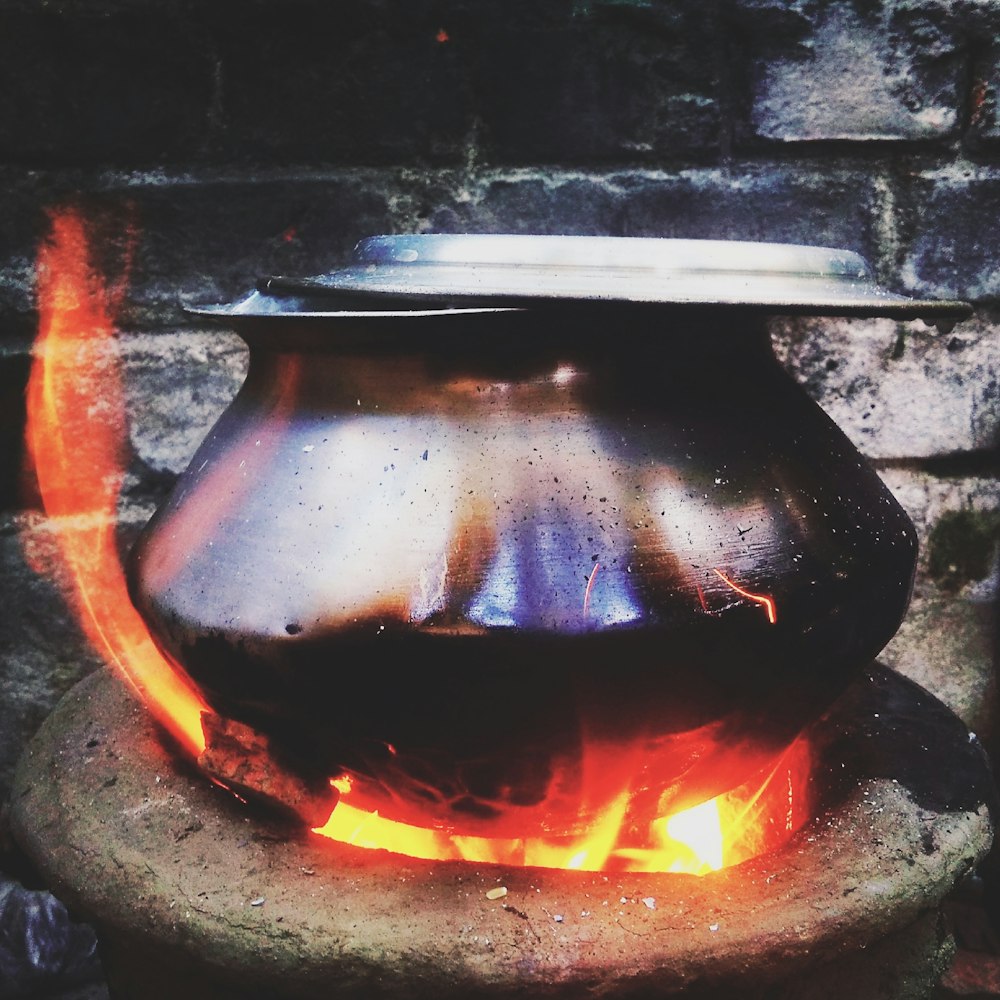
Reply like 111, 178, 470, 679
127, 301, 916, 835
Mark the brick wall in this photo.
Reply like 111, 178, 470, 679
1, 0, 999, 807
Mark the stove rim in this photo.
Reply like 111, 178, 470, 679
7, 663, 994, 999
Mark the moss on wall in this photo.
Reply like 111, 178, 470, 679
927, 508, 1000, 592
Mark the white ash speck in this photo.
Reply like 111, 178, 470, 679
553, 914, 564, 922
709, 922, 719, 932
485, 886, 507, 900
250, 896, 266, 907
642, 897, 656, 910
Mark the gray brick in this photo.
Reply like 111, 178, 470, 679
208, 0, 472, 166
773, 313, 1000, 460
2, 164, 894, 331
882, 583, 996, 735
121, 329, 247, 476
0, 9, 215, 166
5, 324, 243, 508
427, 166, 883, 256
897, 166, 1000, 301
877, 468, 999, 736
455, 0, 722, 163
615, 166, 882, 253
427, 172, 627, 235
96, 173, 399, 327
0, 171, 394, 326
956, 0, 1000, 140
878, 468, 1000, 571
739, 0, 963, 142
25, 167, 885, 328
0, 175, 56, 319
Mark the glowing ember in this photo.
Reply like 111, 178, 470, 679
713, 568, 778, 624
26, 206, 812, 876
319, 737, 811, 873
664, 800, 723, 872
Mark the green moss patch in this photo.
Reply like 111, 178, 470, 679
927, 508, 1000, 591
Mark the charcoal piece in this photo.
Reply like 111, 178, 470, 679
198, 711, 338, 828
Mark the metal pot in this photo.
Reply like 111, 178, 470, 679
126, 235, 969, 836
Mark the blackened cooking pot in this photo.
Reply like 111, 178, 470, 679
126, 235, 970, 836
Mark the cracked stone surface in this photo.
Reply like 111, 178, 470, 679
771, 314, 1000, 461
744, 0, 962, 142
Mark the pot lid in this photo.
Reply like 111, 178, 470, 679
199, 234, 972, 320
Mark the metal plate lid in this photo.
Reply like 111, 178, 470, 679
201, 234, 972, 320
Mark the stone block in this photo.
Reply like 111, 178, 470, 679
11, 166, 883, 330
772, 312, 1000, 460
426, 172, 627, 235
120, 329, 247, 476
0, 174, 56, 320
84, 174, 398, 327
956, 0, 1000, 141
206, 0, 471, 165
738, 0, 963, 142
4, 176, 386, 329
0, 495, 163, 806
882, 584, 997, 741
12, 323, 244, 505
453, 0, 721, 162
428, 166, 883, 257
877, 468, 999, 741
0, 8, 215, 166
880, 469, 1000, 564
614, 165, 882, 251
898, 166, 1000, 302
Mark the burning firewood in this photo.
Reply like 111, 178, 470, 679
198, 711, 337, 828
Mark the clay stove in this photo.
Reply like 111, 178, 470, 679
8, 663, 993, 999
8, 227, 996, 998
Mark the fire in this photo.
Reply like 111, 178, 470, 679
664, 800, 723, 872
26, 206, 209, 759
26, 206, 811, 876
713, 568, 778, 624
318, 737, 810, 873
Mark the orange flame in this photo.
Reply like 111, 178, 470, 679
318, 736, 810, 873
26, 206, 208, 758
26, 206, 811, 876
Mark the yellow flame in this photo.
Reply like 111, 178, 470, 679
315, 735, 811, 874
664, 799, 724, 873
